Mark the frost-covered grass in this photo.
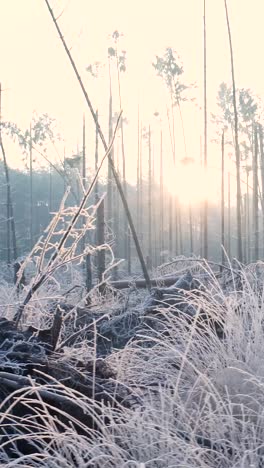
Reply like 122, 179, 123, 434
1, 262, 264, 466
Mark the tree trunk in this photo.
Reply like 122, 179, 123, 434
148, 126, 152, 269
112, 136, 120, 279
259, 124, 264, 259
29, 124, 33, 250
259, 125, 264, 208
120, 122, 130, 273
49, 164, 53, 220
189, 203, 193, 254
253, 125, 259, 261
94, 110, 99, 206
246, 170, 250, 263
62, 147, 66, 192
136, 111, 143, 271
115, 44, 130, 274
107, 87, 113, 228
1, 139, 10, 264
0, 84, 17, 262
199, 135, 203, 256
97, 199, 105, 291
178, 204, 183, 253
137, 104, 140, 235
228, 169, 231, 258
174, 198, 179, 255
152, 141, 157, 267
139, 123, 143, 247
160, 129, 164, 256
203, 0, 208, 259
221, 130, 225, 266
94, 110, 100, 257
242, 194, 247, 263
169, 194, 173, 255
82, 115, 92, 295
224, 0, 243, 262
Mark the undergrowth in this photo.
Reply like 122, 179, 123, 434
0, 259, 264, 466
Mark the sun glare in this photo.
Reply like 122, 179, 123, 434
166, 163, 219, 205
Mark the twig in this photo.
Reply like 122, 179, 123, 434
62, 284, 83, 297
57, 313, 109, 350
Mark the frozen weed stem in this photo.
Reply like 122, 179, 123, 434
14, 112, 122, 326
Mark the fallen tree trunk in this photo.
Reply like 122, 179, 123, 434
0, 317, 139, 459
109, 261, 239, 290
109, 275, 181, 290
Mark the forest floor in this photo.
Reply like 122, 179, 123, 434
0, 257, 264, 467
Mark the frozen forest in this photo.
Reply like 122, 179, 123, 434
0, 0, 264, 466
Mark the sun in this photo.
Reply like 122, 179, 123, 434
165, 162, 219, 205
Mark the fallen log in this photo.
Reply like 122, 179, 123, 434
0, 317, 140, 459
109, 264, 240, 290
109, 275, 181, 290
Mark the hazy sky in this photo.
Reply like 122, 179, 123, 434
0, 0, 264, 198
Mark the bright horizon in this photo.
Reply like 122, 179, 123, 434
0, 0, 263, 205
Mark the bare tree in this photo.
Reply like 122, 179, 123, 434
0, 84, 17, 263
107, 67, 113, 228
82, 115, 92, 294
110, 31, 130, 271
203, 0, 208, 259
221, 130, 225, 266
253, 125, 259, 261
139, 122, 143, 246
29, 124, 33, 249
227, 153, 232, 258
244, 164, 251, 262
136, 106, 142, 238
148, 125, 152, 269
94, 110, 99, 206
49, 164, 53, 220
259, 125, 264, 257
189, 203, 193, 253
160, 129, 164, 254
224, 0, 243, 262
